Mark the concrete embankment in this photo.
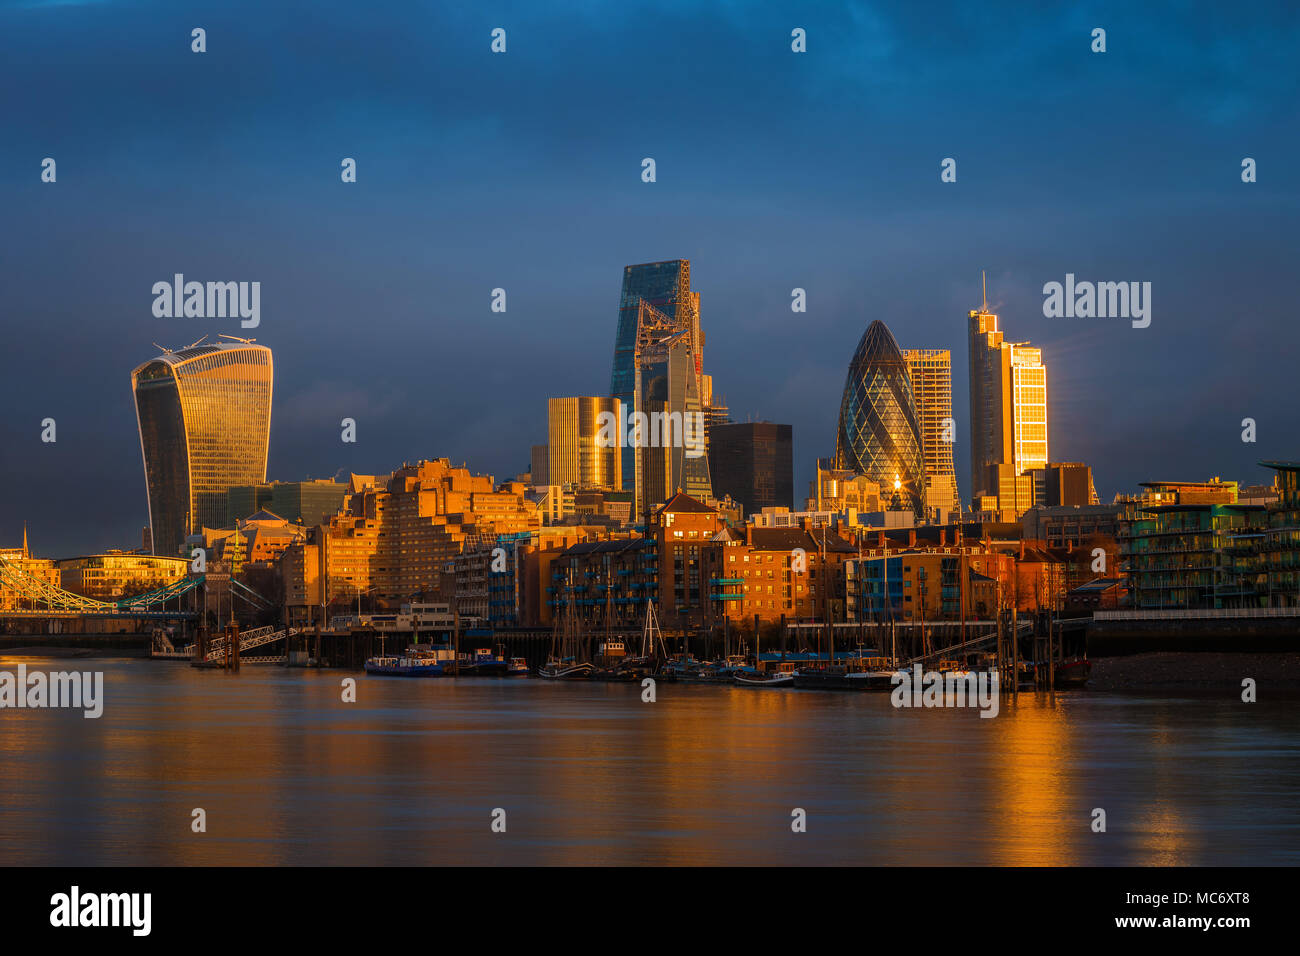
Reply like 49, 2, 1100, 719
0, 634, 151, 657
1087, 618, 1300, 656
1088, 651, 1300, 692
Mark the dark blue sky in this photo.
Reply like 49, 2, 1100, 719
2, 0, 1297, 556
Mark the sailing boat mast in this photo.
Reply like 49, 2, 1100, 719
820, 525, 832, 665
642, 599, 666, 661
604, 557, 612, 649
885, 534, 895, 665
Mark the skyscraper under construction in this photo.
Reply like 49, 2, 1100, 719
610, 260, 713, 512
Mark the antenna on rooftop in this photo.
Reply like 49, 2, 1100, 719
981, 271, 988, 312
218, 334, 257, 344
186, 335, 209, 349
152, 342, 172, 354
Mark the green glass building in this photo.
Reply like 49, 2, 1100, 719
1260, 461, 1300, 606
1120, 502, 1267, 610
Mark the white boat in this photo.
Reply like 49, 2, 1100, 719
733, 670, 795, 687
733, 660, 798, 687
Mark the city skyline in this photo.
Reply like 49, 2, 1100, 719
6, 268, 1296, 558
4, 2, 1298, 556
2, 1, 1299, 887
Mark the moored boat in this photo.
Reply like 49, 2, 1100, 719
1053, 656, 1092, 688
842, 656, 898, 692
936, 658, 972, 679
364, 647, 447, 677
589, 638, 638, 680
459, 646, 510, 676
538, 658, 594, 680
539, 604, 593, 679
589, 664, 640, 682
792, 663, 855, 690
733, 662, 797, 688
658, 657, 704, 681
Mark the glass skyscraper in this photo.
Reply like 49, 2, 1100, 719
834, 320, 924, 515
610, 260, 702, 495
132, 341, 273, 556
708, 421, 794, 514
903, 348, 962, 518
1010, 344, 1048, 476
968, 302, 1011, 500
634, 331, 711, 514
547, 396, 622, 491
967, 282, 1049, 509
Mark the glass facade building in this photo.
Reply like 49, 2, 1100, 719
1259, 461, 1300, 606
226, 479, 348, 527
1010, 344, 1048, 476
967, 304, 1012, 500
1120, 503, 1266, 610
547, 396, 621, 492
635, 332, 711, 514
834, 320, 924, 515
903, 348, 962, 517
967, 291, 1049, 506
132, 342, 273, 556
610, 260, 703, 495
708, 421, 794, 514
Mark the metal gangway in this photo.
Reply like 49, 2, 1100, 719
897, 619, 1033, 668
192, 625, 298, 662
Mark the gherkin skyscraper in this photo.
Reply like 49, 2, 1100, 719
834, 320, 924, 515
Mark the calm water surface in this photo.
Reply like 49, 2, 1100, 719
2, 656, 1297, 865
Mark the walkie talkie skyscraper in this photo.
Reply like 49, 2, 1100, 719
131, 340, 273, 556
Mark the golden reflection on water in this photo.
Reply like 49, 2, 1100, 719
988, 693, 1075, 866
0, 658, 1293, 866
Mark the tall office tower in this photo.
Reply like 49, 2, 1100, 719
708, 422, 794, 515
967, 278, 1050, 515
968, 291, 1013, 501
546, 397, 622, 492
834, 320, 924, 515
1009, 344, 1048, 477
131, 340, 273, 556
903, 349, 962, 519
611, 260, 722, 497
634, 331, 712, 514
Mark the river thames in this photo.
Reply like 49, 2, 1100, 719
1, 656, 1296, 866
